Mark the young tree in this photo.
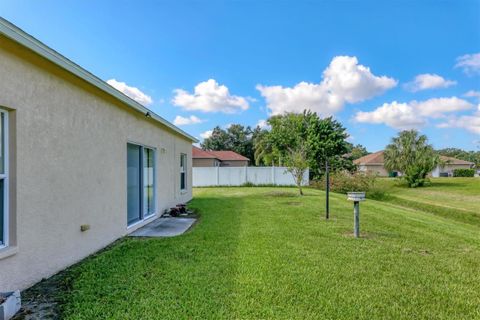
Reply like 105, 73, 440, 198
384, 130, 439, 187
285, 144, 309, 195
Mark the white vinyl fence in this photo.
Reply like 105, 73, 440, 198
193, 166, 309, 187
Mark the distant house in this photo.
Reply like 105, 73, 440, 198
192, 146, 249, 167
431, 156, 475, 177
354, 151, 391, 176
354, 151, 474, 177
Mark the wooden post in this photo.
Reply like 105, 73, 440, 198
354, 201, 360, 238
325, 158, 330, 219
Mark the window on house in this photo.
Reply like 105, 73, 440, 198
0, 111, 8, 247
127, 143, 156, 226
180, 153, 187, 191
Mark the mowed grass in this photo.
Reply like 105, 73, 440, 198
376, 177, 480, 226
58, 187, 480, 319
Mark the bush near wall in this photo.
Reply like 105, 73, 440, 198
452, 168, 475, 177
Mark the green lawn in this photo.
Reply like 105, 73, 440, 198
375, 177, 480, 226
51, 184, 480, 319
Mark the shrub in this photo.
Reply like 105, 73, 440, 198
313, 171, 387, 200
242, 182, 256, 187
453, 168, 475, 177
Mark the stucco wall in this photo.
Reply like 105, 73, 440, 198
192, 158, 217, 167
358, 164, 389, 176
431, 164, 473, 177
0, 36, 193, 291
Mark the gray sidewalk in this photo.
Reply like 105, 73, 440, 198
130, 217, 196, 237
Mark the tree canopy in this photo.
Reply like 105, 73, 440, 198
200, 111, 353, 177
254, 111, 353, 178
201, 125, 259, 163
348, 143, 370, 160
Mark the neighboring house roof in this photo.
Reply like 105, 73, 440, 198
192, 146, 217, 159
439, 156, 474, 165
208, 151, 250, 161
0, 18, 197, 143
192, 146, 250, 161
353, 151, 384, 165
354, 150, 474, 166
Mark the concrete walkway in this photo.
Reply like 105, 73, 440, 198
129, 217, 196, 237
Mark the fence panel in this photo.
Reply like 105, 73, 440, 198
192, 166, 309, 187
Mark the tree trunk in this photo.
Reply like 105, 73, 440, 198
298, 184, 303, 196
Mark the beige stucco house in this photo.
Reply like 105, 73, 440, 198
355, 151, 474, 177
0, 19, 196, 291
192, 146, 250, 167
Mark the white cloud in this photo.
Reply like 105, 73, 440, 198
355, 101, 425, 130
354, 96, 474, 129
172, 79, 250, 113
173, 115, 205, 126
257, 56, 397, 116
256, 119, 270, 129
107, 79, 153, 106
437, 107, 480, 135
404, 74, 456, 92
200, 130, 213, 139
464, 90, 480, 100
413, 97, 473, 118
455, 53, 480, 75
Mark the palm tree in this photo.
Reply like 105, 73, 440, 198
384, 130, 438, 187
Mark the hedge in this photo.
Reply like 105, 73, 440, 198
452, 168, 475, 177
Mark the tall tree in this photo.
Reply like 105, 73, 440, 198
348, 143, 369, 160
201, 125, 255, 163
254, 111, 352, 179
201, 126, 229, 150
384, 130, 438, 187
304, 114, 352, 178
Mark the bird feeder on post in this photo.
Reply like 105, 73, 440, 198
347, 192, 366, 238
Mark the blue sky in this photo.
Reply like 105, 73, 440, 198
2, 0, 479, 151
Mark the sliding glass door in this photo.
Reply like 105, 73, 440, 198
0, 112, 7, 247
143, 148, 155, 216
127, 143, 156, 226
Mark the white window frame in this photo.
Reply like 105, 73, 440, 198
180, 153, 187, 191
0, 110, 8, 249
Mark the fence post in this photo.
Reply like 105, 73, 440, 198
245, 166, 248, 184
272, 165, 276, 185
216, 166, 219, 186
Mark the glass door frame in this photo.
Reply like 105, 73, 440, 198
126, 142, 157, 228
